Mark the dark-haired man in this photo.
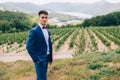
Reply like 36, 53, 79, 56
26, 10, 53, 80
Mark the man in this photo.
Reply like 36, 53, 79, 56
26, 10, 53, 80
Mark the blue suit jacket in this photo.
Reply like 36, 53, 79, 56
26, 25, 53, 63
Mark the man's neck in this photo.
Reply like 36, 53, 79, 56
39, 23, 46, 27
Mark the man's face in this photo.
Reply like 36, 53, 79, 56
38, 14, 48, 25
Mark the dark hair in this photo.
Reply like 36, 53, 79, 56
38, 10, 48, 16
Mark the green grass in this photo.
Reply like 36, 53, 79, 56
0, 49, 120, 80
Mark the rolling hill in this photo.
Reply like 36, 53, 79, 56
0, 0, 120, 16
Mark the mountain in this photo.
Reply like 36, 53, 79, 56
42, 0, 120, 16
0, 0, 120, 16
0, 2, 81, 24
78, 0, 120, 15
0, 2, 47, 15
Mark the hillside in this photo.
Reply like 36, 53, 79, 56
41, 0, 120, 16
81, 11, 120, 27
0, 2, 79, 21
0, 1, 120, 16
0, 10, 34, 33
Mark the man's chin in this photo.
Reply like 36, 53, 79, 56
41, 23, 47, 25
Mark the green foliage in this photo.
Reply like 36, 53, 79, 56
81, 11, 120, 27
74, 28, 85, 54
99, 67, 117, 76
55, 28, 75, 51
86, 28, 98, 50
69, 29, 80, 48
50, 28, 70, 44
89, 74, 100, 80
91, 28, 110, 46
100, 54, 113, 62
0, 32, 28, 45
0, 49, 120, 80
0, 10, 33, 33
88, 63, 103, 70
115, 48, 120, 54
79, 28, 85, 52
94, 27, 120, 45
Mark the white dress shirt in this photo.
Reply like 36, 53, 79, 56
39, 23, 50, 55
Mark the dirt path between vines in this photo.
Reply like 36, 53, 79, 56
53, 30, 76, 59
90, 29, 109, 51
84, 29, 93, 53
0, 30, 76, 62
96, 30, 118, 50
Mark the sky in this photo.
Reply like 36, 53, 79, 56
0, 0, 120, 5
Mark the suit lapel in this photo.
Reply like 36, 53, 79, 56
37, 25, 46, 44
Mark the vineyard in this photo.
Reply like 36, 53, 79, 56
0, 26, 120, 55
0, 3, 120, 80
0, 26, 120, 80
0, 26, 120, 60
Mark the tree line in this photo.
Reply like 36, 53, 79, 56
81, 11, 120, 27
0, 10, 34, 33
0, 10, 61, 33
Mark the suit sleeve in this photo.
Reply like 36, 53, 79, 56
47, 29, 53, 62
26, 29, 38, 62
49, 35, 53, 62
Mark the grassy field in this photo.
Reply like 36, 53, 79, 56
0, 48, 120, 80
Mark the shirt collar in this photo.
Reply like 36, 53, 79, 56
38, 23, 46, 30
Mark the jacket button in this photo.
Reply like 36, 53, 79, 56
37, 61, 40, 64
